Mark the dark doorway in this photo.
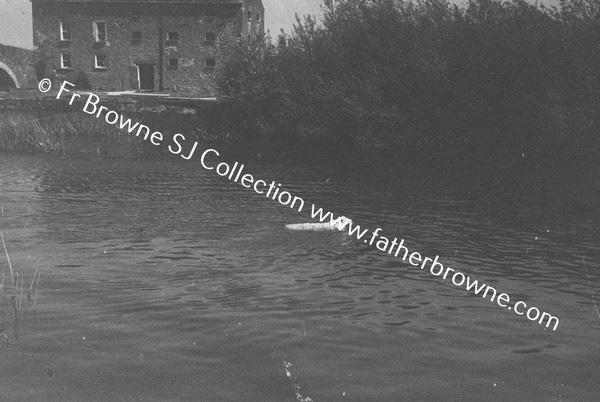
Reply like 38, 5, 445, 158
35, 60, 47, 81
137, 64, 154, 91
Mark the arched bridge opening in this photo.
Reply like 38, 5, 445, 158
0, 62, 20, 90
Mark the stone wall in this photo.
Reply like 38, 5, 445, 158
0, 44, 36, 89
241, 0, 265, 39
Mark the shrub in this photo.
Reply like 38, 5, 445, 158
218, 0, 600, 159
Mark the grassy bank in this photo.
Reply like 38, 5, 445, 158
2, 104, 600, 170
0, 99, 246, 154
0, 98, 347, 164
0, 109, 123, 152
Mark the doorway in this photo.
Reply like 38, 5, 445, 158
137, 64, 154, 91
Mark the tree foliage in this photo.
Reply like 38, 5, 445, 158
218, 0, 600, 157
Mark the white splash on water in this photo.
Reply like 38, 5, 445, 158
283, 361, 313, 402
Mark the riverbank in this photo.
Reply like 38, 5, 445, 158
0, 93, 350, 164
0, 96, 247, 153
2, 91, 600, 200
2, 97, 600, 170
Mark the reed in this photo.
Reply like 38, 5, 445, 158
0, 232, 40, 346
0, 232, 14, 286
0, 109, 127, 152
0, 107, 242, 153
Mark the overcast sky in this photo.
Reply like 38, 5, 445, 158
0, 0, 558, 49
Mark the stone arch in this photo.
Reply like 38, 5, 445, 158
0, 61, 20, 88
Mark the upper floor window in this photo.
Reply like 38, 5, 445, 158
205, 32, 216, 45
248, 11, 252, 22
60, 21, 71, 41
93, 21, 106, 42
131, 8, 141, 19
205, 58, 216, 69
60, 53, 72, 69
204, 8, 215, 18
95, 54, 108, 69
168, 58, 179, 69
131, 31, 142, 41
167, 32, 179, 42
257, 13, 261, 24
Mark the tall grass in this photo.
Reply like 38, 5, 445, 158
0, 109, 131, 152
0, 103, 247, 154
0, 232, 40, 346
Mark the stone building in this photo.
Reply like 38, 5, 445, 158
31, 0, 265, 95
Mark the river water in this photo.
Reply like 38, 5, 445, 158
0, 148, 599, 401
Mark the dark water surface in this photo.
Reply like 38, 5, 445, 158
0, 150, 599, 401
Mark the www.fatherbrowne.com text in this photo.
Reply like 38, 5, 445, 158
49, 80, 559, 331
310, 206, 559, 331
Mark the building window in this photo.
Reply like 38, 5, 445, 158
93, 21, 107, 42
60, 21, 71, 41
60, 53, 72, 69
131, 31, 142, 41
205, 32, 216, 45
205, 58, 216, 70
248, 11, 252, 22
168, 58, 179, 69
167, 32, 179, 42
257, 13, 261, 24
95, 54, 108, 69
204, 7, 215, 18
131, 8, 141, 19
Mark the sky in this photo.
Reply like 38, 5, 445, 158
0, 0, 33, 48
0, 0, 559, 49
0, 0, 324, 49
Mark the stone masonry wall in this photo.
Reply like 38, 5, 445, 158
0, 44, 36, 89
32, 2, 248, 96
